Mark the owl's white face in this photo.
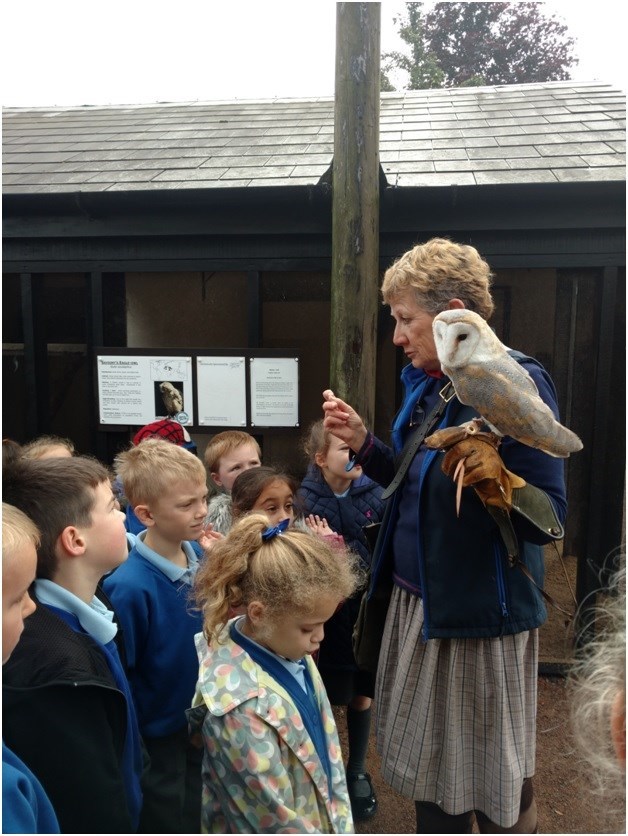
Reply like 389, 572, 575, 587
432, 309, 484, 369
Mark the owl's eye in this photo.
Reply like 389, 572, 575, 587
457, 334, 468, 342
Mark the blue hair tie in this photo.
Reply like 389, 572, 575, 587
261, 518, 290, 540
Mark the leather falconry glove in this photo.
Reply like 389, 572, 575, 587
425, 419, 526, 515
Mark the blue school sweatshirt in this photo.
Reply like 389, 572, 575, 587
2, 741, 60, 834
103, 538, 204, 738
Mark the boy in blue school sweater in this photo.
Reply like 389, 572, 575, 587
103, 438, 208, 834
2, 502, 59, 835
2, 457, 144, 833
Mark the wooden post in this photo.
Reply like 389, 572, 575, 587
331, 2, 381, 428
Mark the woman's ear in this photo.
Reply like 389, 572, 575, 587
447, 298, 466, 310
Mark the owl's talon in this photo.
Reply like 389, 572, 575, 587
453, 457, 467, 516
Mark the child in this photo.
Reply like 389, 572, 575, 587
203, 430, 262, 533
2, 503, 60, 834
298, 418, 385, 821
231, 464, 297, 527
21, 433, 75, 460
103, 438, 208, 833
2, 457, 144, 833
122, 418, 190, 536
119, 420, 211, 552
188, 512, 362, 833
231, 465, 337, 541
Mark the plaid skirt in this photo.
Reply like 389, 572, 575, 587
375, 586, 538, 828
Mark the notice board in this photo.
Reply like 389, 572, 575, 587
95, 349, 300, 430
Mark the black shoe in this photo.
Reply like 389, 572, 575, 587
347, 772, 378, 821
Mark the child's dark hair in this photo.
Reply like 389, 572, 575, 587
231, 466, 300, 519
2, 456, 111, 580
194, 512, 363, 643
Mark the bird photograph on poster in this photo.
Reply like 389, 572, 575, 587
154, 380, 184, 418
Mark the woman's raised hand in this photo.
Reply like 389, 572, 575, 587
322, 389, 368, 452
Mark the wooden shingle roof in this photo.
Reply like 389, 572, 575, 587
2, 81, 624, 195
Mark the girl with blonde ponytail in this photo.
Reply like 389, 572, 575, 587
189, 512, 363, 833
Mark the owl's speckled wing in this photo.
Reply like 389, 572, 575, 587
449, 358, 576, 457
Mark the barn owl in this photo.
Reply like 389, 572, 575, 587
432, 309, 583, 458
160, 381, 183, 416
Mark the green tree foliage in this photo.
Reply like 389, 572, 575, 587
380, 70, 396, 92
381, 3, 445, 91
382, 2, 578, 90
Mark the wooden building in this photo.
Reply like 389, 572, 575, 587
3, 80, 625, 570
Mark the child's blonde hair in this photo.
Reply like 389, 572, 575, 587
116, 438, 206, 507
203, 431, 261, 473
194, 512, 363, 643
2, 503, 40, 566
22, 434, 75, 460
569, 559, 626, 802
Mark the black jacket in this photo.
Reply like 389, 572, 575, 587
2, 592, 138, 833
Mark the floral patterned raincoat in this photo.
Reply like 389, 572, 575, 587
187, 628, 354, 834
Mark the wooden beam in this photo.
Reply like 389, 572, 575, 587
330, 2, 381, 427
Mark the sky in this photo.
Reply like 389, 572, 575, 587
1, 1, 624, 108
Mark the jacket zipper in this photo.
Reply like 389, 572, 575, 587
493, 541, 510, 633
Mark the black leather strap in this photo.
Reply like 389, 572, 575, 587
487, 505, 574, 621
381, 381, 454, 500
